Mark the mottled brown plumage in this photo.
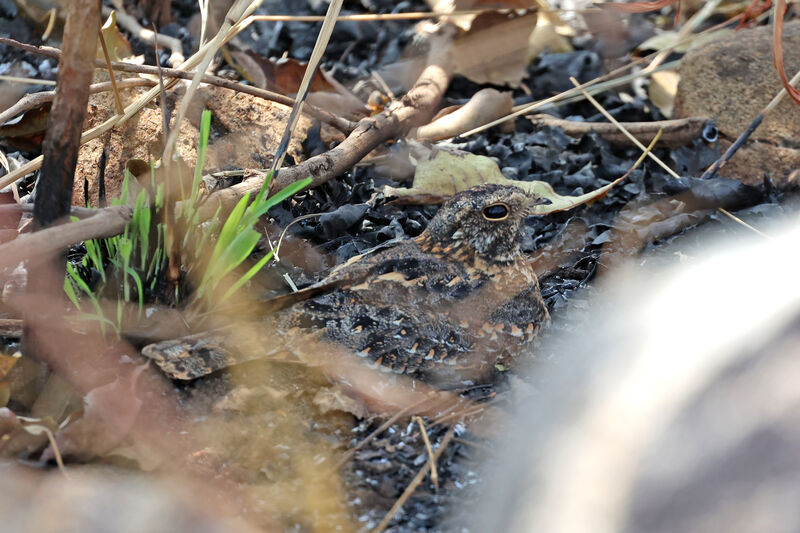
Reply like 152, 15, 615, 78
143, 184, 549, 386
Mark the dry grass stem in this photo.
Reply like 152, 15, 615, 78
413, 416, 439, 490
0, 75, 56, 85
371, 425, 456, 533
570, 76, 680, 179
270, 0, 344, 173
529, 114, 711, 146
96, 28, 124, 115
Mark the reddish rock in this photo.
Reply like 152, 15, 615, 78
674, 21, 800, 187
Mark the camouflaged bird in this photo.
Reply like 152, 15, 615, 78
142, 184, 549, 387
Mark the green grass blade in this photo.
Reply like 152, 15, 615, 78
243, 177, 312, 225
252, 170, 274, 207
201, 228, 260, 290
209, 193, 250, 266
125, 267, 144, 312
219, 249, 274, 304
84, 238, 106, 283
63, 276, 81, 310
193, 109, 211, 203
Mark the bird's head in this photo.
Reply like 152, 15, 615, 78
423, 184, 542, 263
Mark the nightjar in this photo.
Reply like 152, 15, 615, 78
143, 184, 549, 387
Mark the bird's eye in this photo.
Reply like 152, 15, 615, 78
482, 203, 510, 220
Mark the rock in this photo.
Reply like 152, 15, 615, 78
674, 21, 800, 187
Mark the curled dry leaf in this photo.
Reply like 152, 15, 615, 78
413, 88, 513, 140
0, 103, 50, 152
99, 11, 135, 62
384, 148, 631, 214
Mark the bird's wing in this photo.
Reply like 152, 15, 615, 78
256, 239, 408, 314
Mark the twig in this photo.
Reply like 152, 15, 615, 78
249, 7, 601, 22
251, 9, 497, 22
0, 203, 100, 219
413, 416, 439, 491
0, 37, 357, 134
0, 75, 55, 86
194, 30, 454, 219
371, 425, 456, 533
0, 205, 132, 273
529, 114, 715, 147
0, 319, 22, 337
0, 78, 154, 127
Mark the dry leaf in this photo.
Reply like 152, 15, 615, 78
385, 148, 630, 214
99, 11, 134, 62
649, 69, 679, 118
527, 10, 574, 61
0, 103, 51, 151
43, 361, 149, 461
452, 10, 571, 86
452, 11, 537, 86
413, 88, 513, 140
230, 51, 366, 117
0, 351, 19, 380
